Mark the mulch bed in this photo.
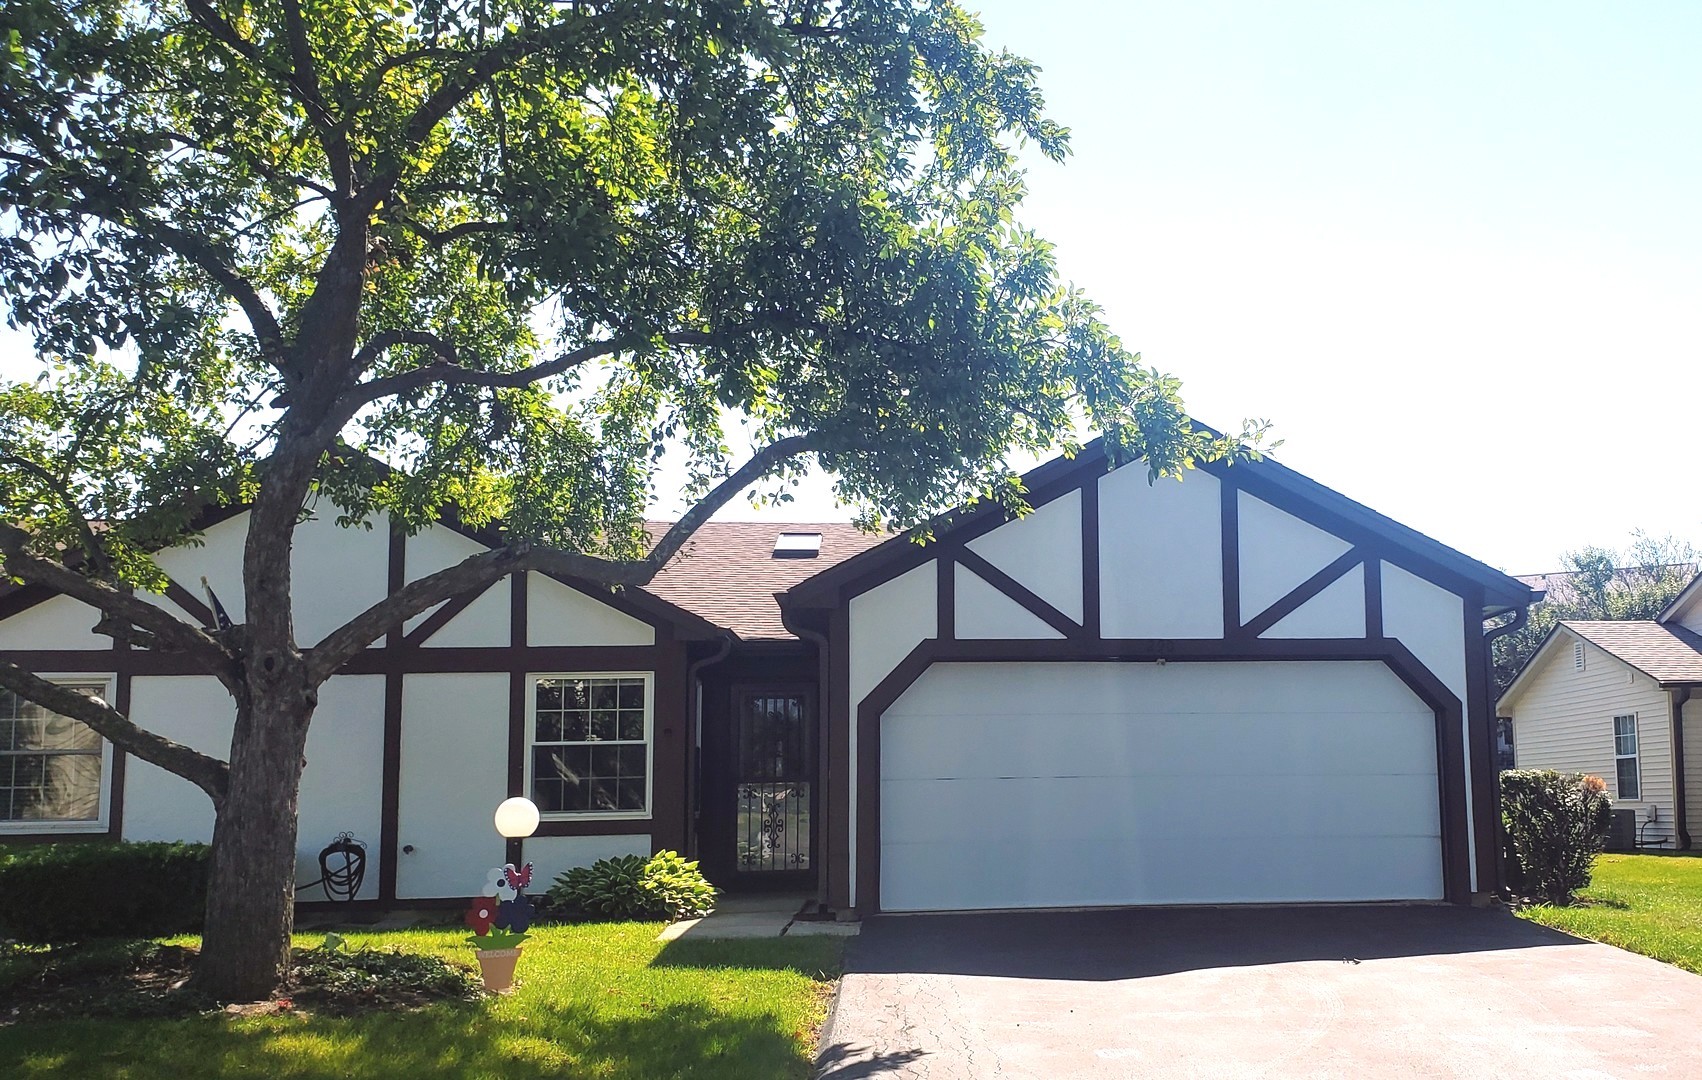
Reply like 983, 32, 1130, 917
0, 941, 480, 1022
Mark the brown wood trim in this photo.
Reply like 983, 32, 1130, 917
1081, 474, 1101, 639
953, 547, 1083, 640
163, 580, 216, 629
401, 586, 489, 646
1240, 550, 1366, 640
506, 573, 529, 866
1462, 587, 1499, 894
1220, 476, 1241, 637
531, 817, 661, 838
378, 523, 406, 902
109, 660, 130, 841
937, 554, 955, 640
1365, 557, 1384, 638
0, 644, 675, 678
827, 603, 852, 910
852, 636, 1472, 914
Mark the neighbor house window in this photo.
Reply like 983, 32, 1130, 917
1613, 714, 1640, 800
528, 674, 651, 817
0, 681, 112, 831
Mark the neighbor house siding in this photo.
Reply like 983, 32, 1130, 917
1509, 638, 1676, 844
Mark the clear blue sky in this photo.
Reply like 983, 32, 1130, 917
5, 2, 1697, 574
700, 0, 1702, 575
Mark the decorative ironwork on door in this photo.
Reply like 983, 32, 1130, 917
735, 692, 812, 872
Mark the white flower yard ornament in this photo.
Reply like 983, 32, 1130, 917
483, 866, 517, 901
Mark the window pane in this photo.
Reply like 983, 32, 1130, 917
589, 710, 616, 741
536, 682, 563, 712
530, 676, 647, 814
617, 680, 644, 710
17, 754, 100, 821
1616, 758, 1640, 800
591, 682, 618, 710
617, 711, 644, 741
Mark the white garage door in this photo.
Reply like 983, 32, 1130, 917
879, 660, 1442, 911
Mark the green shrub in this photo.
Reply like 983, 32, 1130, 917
639, 850, 718, 920
0, 841, 210, 943
548, 850, 717, 921
1500, 769, 1612, 905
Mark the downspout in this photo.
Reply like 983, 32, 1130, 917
1671, 685, 1694, 851
686, 632, 735, 862
780, 596, 834, 916
1482, 604, 1530, 897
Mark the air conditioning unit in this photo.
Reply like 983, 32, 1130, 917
1606, 809, 1637, 852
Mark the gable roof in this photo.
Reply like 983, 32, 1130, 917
645, 522, 887, 640
1561, 620, 1702, 686
1658, 569, 1702, 625
783, 437, 1539, 613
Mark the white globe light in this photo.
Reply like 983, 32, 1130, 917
493, 796, 540, 839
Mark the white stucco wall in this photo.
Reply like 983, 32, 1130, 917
123, 674, 385, 898
1238, 491, 1354, 620
527, 573, 655, 647
524, 834, 652, 890
1263, 563, 1366, 639
1507, 636, 1678, 845
395, 672, 510, 899
1098, 465, 1224, 639
846, 559, 937, 908
405, 525, 510, 646
954, 562, 1065, 640
965, 488, 1083, 622
0, 595, 110, 650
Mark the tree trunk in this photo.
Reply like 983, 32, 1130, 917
193, 695, 312, 1001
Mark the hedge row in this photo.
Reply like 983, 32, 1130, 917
0, 841, 210, 942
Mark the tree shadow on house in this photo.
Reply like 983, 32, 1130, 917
848, 904, 1588, 982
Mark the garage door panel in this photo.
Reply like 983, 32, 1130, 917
882, 834, 1446, 911
886, 661, 1422, 719
881, 709, 1436, 782
878, 661, 1443, 910
881, 772, 1439, 846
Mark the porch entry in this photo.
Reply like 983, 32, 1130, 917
702, 683, 817, 889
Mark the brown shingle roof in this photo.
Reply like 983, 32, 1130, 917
1562, 620, 1702, 685
644, 522, 887, 640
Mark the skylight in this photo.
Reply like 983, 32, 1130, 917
773, 532, 823, 558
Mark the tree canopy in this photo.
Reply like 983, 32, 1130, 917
0, 0, 1264, 997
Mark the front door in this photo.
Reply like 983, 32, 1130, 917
708, 684, 816, 888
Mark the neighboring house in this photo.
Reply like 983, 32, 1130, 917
0, 439, 1537, 913
1498, 573, 1702, 850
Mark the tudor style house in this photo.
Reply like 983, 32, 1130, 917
0, 441, 1537, 914
1498, 571, 1702, 851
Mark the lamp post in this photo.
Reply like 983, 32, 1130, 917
494, 796, 540, 865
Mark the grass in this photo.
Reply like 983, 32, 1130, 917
1518, 852, 1702, 973
0, 921, 844, 1079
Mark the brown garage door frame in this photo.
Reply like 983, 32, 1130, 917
854, 636, 1469, 915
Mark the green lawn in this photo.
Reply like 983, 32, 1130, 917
0, 922, 843, 1079
1518, 852, 1702, 973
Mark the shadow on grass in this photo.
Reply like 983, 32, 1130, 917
650, 935, 845, 979
0, 998, 814, 1080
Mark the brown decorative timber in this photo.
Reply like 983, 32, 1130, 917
378, 523, 406, 901
1081, 474, 1101, 639
401, 586, 491, 646
937, 554, 955, 640
109, 659, 130, 840
1220, 477, 1240, 637
1462, 586, 1500, 894
1365, 557, 1384, 638
953, 547, 1083, 640
1239, 550, 1365, 640
852, 636, 1472, 915
827, 604, 852, 911
162, 580, 217, 629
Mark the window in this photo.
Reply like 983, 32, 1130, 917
528, 674, 651, 817
1613, 714, 1640, 800
0, 681, 111, 831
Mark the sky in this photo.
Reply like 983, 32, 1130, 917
699, 0, 1702, 575
4, 2, 1698, 575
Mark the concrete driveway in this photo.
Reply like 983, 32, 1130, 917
816, 905, 1702, 1079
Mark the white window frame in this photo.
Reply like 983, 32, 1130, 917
1612, 713, 1641, 801
525, 671, 654, 821
0, 674, 116, 835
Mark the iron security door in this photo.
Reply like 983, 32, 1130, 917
729, 686, 816, 886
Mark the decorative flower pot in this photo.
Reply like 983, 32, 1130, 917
475, 947, 523, 993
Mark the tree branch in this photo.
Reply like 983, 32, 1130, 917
0, 522, 242, 690
0, 454, 110, 579
0, 663, 229, 804
304, 433, 814, 681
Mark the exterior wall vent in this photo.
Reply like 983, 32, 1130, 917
773, 532, 823, 559
1574, 640, 1586, 671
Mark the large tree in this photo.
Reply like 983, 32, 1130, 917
0, 0, 1255, 998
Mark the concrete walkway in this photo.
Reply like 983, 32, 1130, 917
658, 893, 860, 941
818, 905, 1702, 1079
